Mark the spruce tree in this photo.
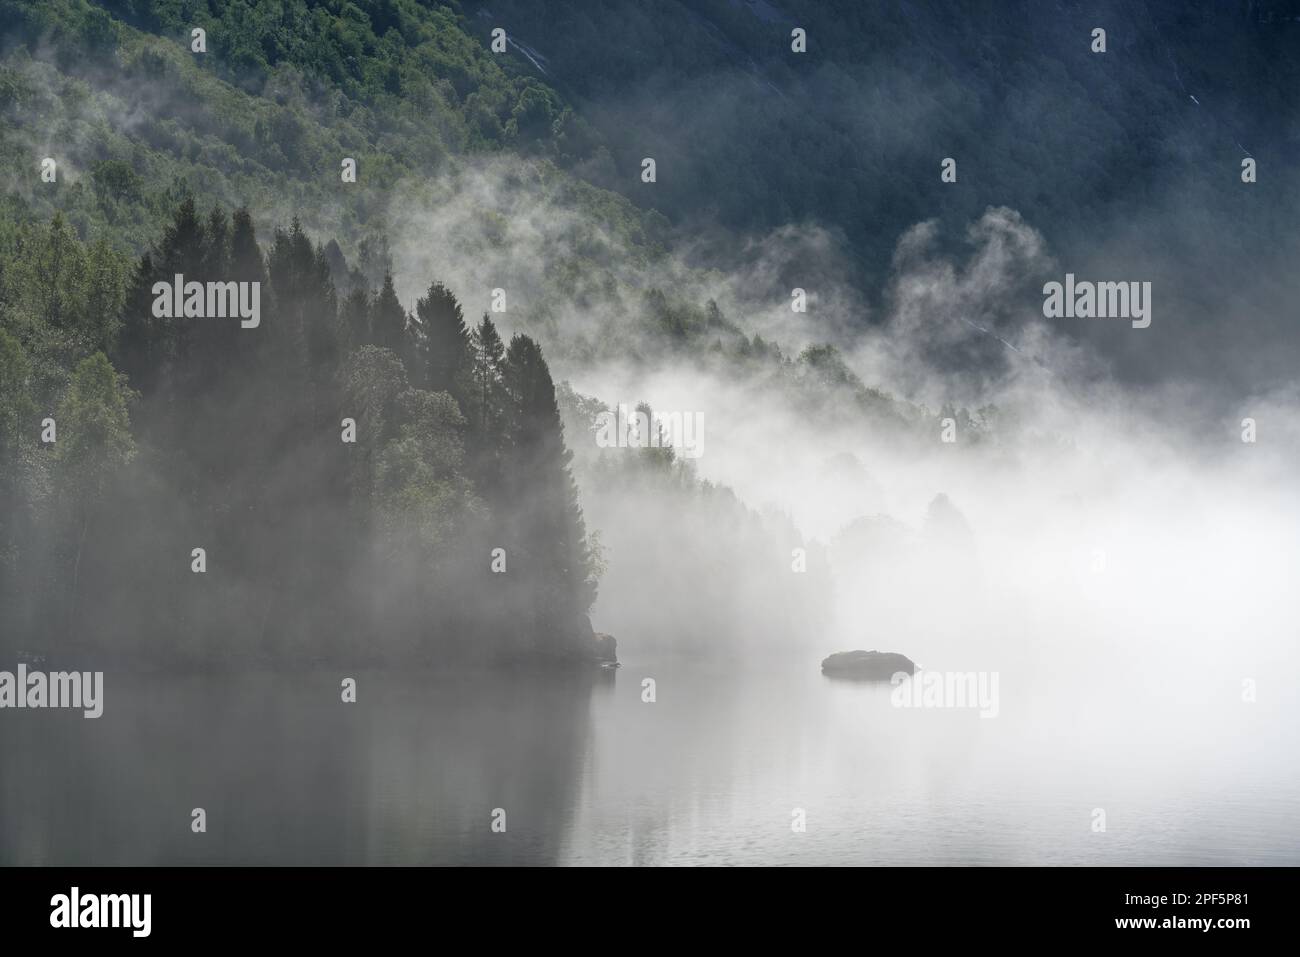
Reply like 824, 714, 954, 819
156, 194, 207, 279
502, 334, 597, 654
470, 314, 506, 435
229, 208, 266, 287
226, 207, 265, 374
468, 314, 507, 494
202, 206, 230, 275
114, 252, 160, 396
193, 205, 236, 388
413, 280, 470, 401
340, 286, 372, 351
369, 272, 409, 363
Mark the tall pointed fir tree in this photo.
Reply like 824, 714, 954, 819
227, 206, 266, 370
468, 314, 507, 493
340, 285, 371, 352
369, 272, 410, 366
413, 280, 471, 404
229, 208, 267, 288
124, 195, 209, 464
502, 333, 597, 656
114, 251, 161, 397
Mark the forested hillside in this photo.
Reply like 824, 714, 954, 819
0, 0, 838, 665
5, 1, 1292, 665
1, 193, 609, 664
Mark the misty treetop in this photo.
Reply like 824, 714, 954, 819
0, 196, 602, 666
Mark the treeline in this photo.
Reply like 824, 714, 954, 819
555, 387, 834, 661
0, 198, 601, 666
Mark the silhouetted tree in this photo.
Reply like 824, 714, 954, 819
413, 280, 471, 403
503, 333, 597, 653
340, 286, 371, 350
369, 272, 409, 362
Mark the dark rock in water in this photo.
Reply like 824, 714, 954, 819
592, 632, 618, 663
821, 649, 915, 680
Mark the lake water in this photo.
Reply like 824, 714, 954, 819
2, 657, 1298, 865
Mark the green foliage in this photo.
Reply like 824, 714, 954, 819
0, 193, 607, 664
341, 343, 408, 458
368, 271, 408, 358
374, 387, 474, 557
52, 351, 136, 505
0, 326, 37, 572
467, 313, 505, 436
0, 326, 34, 450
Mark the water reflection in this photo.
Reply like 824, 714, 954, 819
2, 660, 1298, 865
0, 669, 601, 865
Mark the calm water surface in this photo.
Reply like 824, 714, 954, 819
2, 657, 1297, 865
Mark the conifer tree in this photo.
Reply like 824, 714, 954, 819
229, 207, 266, 287
502, 333, 597, 652
369, 272, 409, 363
340, 286, 372, 351
202, 206, 230, 276
267, 220, 339, 388
191, 205, 237, 387
414, 280, 471, 402
469, 314, 506, 435
156, 195, 207, 279
468, 314, 508, 494
114, 252, 160, 397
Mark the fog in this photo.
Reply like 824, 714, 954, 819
3, 3, 1297, 866
365, 152, 1297, 711
7, 36, 1295, 734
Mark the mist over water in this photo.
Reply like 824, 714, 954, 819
2, 1, 1298, 869
8, 162, 1298, 866
3, 662, 1296, 865
7, 265, 1296, 865
5, 163, 1297, 864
